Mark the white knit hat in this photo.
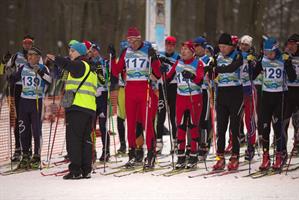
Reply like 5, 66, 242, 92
240, 35, 253, 47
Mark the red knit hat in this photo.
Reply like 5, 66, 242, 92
181, 40, 195, 53
165, 36, 177, 44
127, 27, 141, 39
83, 40, 92, 50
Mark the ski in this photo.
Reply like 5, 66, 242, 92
1, 167, 39, 176
114, 166, 172, 177
203, 168, 249, 178
40, 169, 69, 177
188, 169, 225, 178
100, 165, 143, 176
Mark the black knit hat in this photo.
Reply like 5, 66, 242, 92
218, 33, 233, 46
288, 34, 299, 43
28, 46, 42, 56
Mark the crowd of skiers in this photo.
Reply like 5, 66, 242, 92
1, 27, 299, 179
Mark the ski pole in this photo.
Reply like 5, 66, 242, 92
46, 79, 56, 162
160, 73, 174, 169
7, 84, 13, 170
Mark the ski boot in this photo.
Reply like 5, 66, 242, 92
212, 154, 225, 171
227, 154, 239, 171
245, 144, 255, 161
125, 148, 136, 168
272, 151, 287, 171
63, 172, 82, 180
11, 148, 21, 162
156, 139, 163, 155
135, 147, 144, 165
18, 154, 30, 169
175, 150, 186, 169
99, 151, 110, 162
30, 154, 41, 169
259, 151, 270, 171
144, 150, 156, 170
117, 142, 126, 155
186, 153, 198, 169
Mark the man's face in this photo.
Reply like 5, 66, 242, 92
27, 52, 40, 65
165, 42, 176, 54
69, 48, 80, 61
91, 48, 100, 58
285, 41, 298, 55
23, 41, 33, 51
180, 46, 193, 60
128, 38, 142, 51
219, 44, 234, 56
194, 44, 205, 57
240, 43, 251, 52
264, 50, 276, 60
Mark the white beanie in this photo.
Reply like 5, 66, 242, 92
240, 35, 253, 47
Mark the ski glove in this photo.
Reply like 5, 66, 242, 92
159, 56, 173, 66
108, 44, 116, 59
160, 65, 168, 73
182, 70, 195, 80
148, 47, 158, 61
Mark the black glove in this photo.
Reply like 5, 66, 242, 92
148, 47, 158, 61
2, 51, 11, 64
160, 65, 168, 73
159, 56, 172, 66
108, 44, 116, 59
182, 70, 195, 80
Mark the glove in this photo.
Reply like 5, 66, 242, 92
247, 54, 255, 61
108, 44, 116, 59
159, 56, 172, 65
182, 70, 195, 80
160, 65, 169, 73
148, 47, 158, 61
2, 51, 11, 64
282, 53, 290, 61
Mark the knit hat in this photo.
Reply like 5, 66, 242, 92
181, 40, 195, 53
263, 37, 279, 51
240, 35, 253, 47
28, 46, 42, 56
68, 39, 79, 47
193, 36, 207, 48
205, 44, 214, 56
287, 34, 299, 44
70, 42, 87, 56
127, 27, 141, 39
83, 40, 92, 51
165, 36, 177, 44
218, 33, 233, 46
91, 42, 101, 52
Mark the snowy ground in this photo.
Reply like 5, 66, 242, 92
1, 128, 299, 200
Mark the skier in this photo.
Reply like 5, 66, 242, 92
283, 34, 299, 154
9, 47, 51, 169
110, 27, 161, 169
5, 35, 36, 161
209, 33, 244, 171
156, 36, 180, 154
90, 42, 111, 162
193, 36, 213, 160
47, 42, 97, 179
239, 35, 257, 161
163, 40, 204, 169
252, 37, 296, 171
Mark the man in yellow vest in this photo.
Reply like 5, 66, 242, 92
47, 42, 97, 179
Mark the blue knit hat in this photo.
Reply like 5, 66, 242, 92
193, 36, 207, 48
263, 37, 279, 51
70, 42, 87, 56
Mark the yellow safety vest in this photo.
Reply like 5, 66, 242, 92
65, 60, 97, 111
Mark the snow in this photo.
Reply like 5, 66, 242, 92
1, 127, 299, 200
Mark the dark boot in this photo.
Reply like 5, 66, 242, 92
144, 150, 156, 170
30, 154, 41, 169
125, 148, 136, 168
99, 151, 110, 162
135, 148, 144, 164
18, 154, 30, 169
63, 172, 82, 180
11, 148, 21, 162
186, 153, 198, 169
175, 150, 186, 169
